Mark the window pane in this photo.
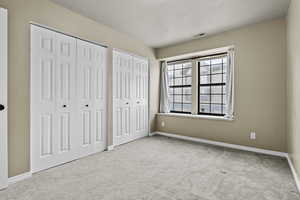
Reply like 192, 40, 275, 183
183, 95, 192, 103
223, 63, 227, 73
170, 102, 174, 110
168, 65, 174, 71
174, 103, 182, 111
200, 86, 210, 94
183, 77, 192, 85
199, 104, 210, 113
174, 95, 182, 103
200, 66, 210, 75
211, 95, 222, 104
200, 95, 210, 103
200, 75, 210, 84
200, 60, 210, 66
211, 64, 223, 74
211, 86, 222, 94
223, 94, 227, 104
183, 68, 192, 76
168, 71, 174, 79
174, 88, 183, 94
198, 53, 228, 116
183, 104, 192, 112
168, 61, 193, 114
223, 74, 227, 83
211, 74, 222, 83
211, 58, 222, 65
211, 104, 222, 114
183, 87, 192, 95
174, 78, 182, 86
223, 86, 226, 94
183, 63, 192, 69
174, 64, 182, 70
169, 77, 174, 86
223, 105, 227, 113
175, 69, 182, 78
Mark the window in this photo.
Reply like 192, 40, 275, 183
162, 47, 234, 119
198, 54, 228, 116
167, 62, 192, 113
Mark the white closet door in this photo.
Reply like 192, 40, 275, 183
31, 25, 107, 173
0, 8, 8, 190
93, 45, 107, 152
31, 25, 77, 172
133, 57, 148, 138
113, 51, 133, 145
55, 32, 77, 158
113, 50, 148, 146
77, 40, 107, 156
31, 25, 59, 172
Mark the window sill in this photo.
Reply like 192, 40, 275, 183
157, 113, 234, 121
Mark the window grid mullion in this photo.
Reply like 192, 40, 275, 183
209, 59, 212, 114
221, 59, 224, 115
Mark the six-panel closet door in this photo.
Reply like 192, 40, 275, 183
77, 39, 107, 156
133, 57, 148, 138
113, 51, 133, 145
31, 25, 107, 173
113, 50, 149, 146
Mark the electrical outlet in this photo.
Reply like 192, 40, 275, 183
161, 121, 165, 127
250, 132, 256, 140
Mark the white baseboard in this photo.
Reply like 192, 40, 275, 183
107, 145, 114, 151
152, 131, 287, 157
8, 172, 32, 185
286, 155, 300, 193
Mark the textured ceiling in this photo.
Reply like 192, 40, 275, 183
51, 0, 290, 48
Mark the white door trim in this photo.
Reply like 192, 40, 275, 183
0, 7, 8, 190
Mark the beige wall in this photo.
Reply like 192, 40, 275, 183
0, 0, 159, 177
155, 18, 287, 152
287, 0, 300, 177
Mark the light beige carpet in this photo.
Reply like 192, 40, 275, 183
0, 135, 299, 200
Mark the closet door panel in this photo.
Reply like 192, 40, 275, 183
56, 33, 76, 155
77, 40, 107, 154
113, 51, 134, 145
77, 40, 95, 153
132, 57, 148, 138
93, 45, 107, 151
31, 25, 59, 172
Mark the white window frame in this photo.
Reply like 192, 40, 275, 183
161, 46, 234, 121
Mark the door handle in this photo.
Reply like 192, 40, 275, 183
85, 104, 89, 107
125, 102, 129, 105
137, 101, 140, 104
62, 105, 67, 108
0, 104, 5, 111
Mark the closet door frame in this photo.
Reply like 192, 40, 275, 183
0, 7, 8, 190
112, 49, 150, 146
